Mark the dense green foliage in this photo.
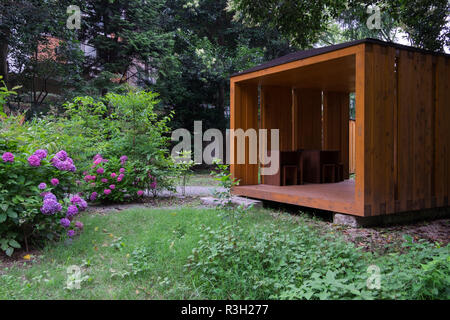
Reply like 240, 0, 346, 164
231, 0, 449, 51
0, 144, 85, 256
2, 0, 447, 130
187, 218, 449, 299
0, 81, 177, 253
0, 207, 448, 299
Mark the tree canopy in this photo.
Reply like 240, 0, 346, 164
1, 0, 448, 127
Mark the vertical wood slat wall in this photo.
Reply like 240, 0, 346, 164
230, 83, 258, 185
323, 92, 350, 179
363, 43, 450, 216
349, 120, 356, 174
294, 89, 322, 150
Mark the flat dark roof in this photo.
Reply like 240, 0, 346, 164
231, 38, 450, 77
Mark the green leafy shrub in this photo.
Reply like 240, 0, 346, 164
0, 144, 85, 256
81, 154, 146, 203
186, 217, 450, 300
65, 91, 177, 199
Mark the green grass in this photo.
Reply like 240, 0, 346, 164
185, 171, 218, 186
0, 207, 448, 300
0, 207, 274, 299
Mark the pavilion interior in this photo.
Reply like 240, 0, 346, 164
232, 53, 360, 215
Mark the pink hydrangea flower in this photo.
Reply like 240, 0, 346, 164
2, 152, 14, 163
51, 178, 59, 186
97, 167, 104, 174
90, 192, 98, 201
119, 168, 125, 173
111, 172, 117, 178
109, 184, 115, 190
101, 178, 108, 183
104, 189, 111, 195
137, 190, 144, 196
34, 149, 48, 159
93, 158, 103, 166
28, 155, 41, 167
75, 221, 84, 230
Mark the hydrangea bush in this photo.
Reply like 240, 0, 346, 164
82, 154, 147, 203
0, 144, 85, 256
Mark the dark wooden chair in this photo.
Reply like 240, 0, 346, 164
320, 150, 342, 183
302, 149, 321, 183
282, 165, 298, 185
262, 150, 303, 186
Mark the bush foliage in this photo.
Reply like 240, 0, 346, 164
1, 84, 177, 254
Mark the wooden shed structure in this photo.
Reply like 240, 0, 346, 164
229, 38, 450, 218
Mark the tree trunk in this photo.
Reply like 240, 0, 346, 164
217, 82, 225, 129
0, 28, 9, 85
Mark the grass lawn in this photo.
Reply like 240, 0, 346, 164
0, 206, 448, 300
184, 170, 219, 186
0, 207, 271, 299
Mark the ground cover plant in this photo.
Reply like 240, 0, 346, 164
0, 206, 448, 300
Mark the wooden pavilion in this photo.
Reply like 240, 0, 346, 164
229, 38, 450, 217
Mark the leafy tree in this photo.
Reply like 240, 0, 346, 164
228, 0, 347, 48
154, 0, 295, 132
74, 0, 175, 87
230, 0, 450, 51
0, 0, 84, 110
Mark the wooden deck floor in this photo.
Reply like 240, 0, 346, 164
232, 180, 360, 215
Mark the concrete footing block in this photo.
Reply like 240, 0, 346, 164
200, 196, 263, 209
333, 213, 363, 227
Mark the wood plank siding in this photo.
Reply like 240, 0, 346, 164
230, 39, 450, 217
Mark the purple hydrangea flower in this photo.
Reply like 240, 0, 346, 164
101, 178, 108, 183
38, 182, 47, 190
96, 167, 104, 174
28, 155, 41, 167
119, 168, 125, 173
117, 173, 124, 182
93, 154, 102, 161
55, 150, 68, 161
2, 152, 14, 163
111, 172, 117, 178
40, 198, 62, 215
109, 184, 115, 190
51, 155, 75, 172
137, 190, 144, 196
51, 178, 59, 186
104, 189, 111, 195
34, 149, 48, 159
120, 155, 128, 164
67, 229, 75, 238
43, 192, 57, 201
78, 199, 88, 211
60, 218, 71, 228
70, 195, 82, 204
89, 192, 98, 201
75, 221, 84, 230
66, 205, 79, 217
